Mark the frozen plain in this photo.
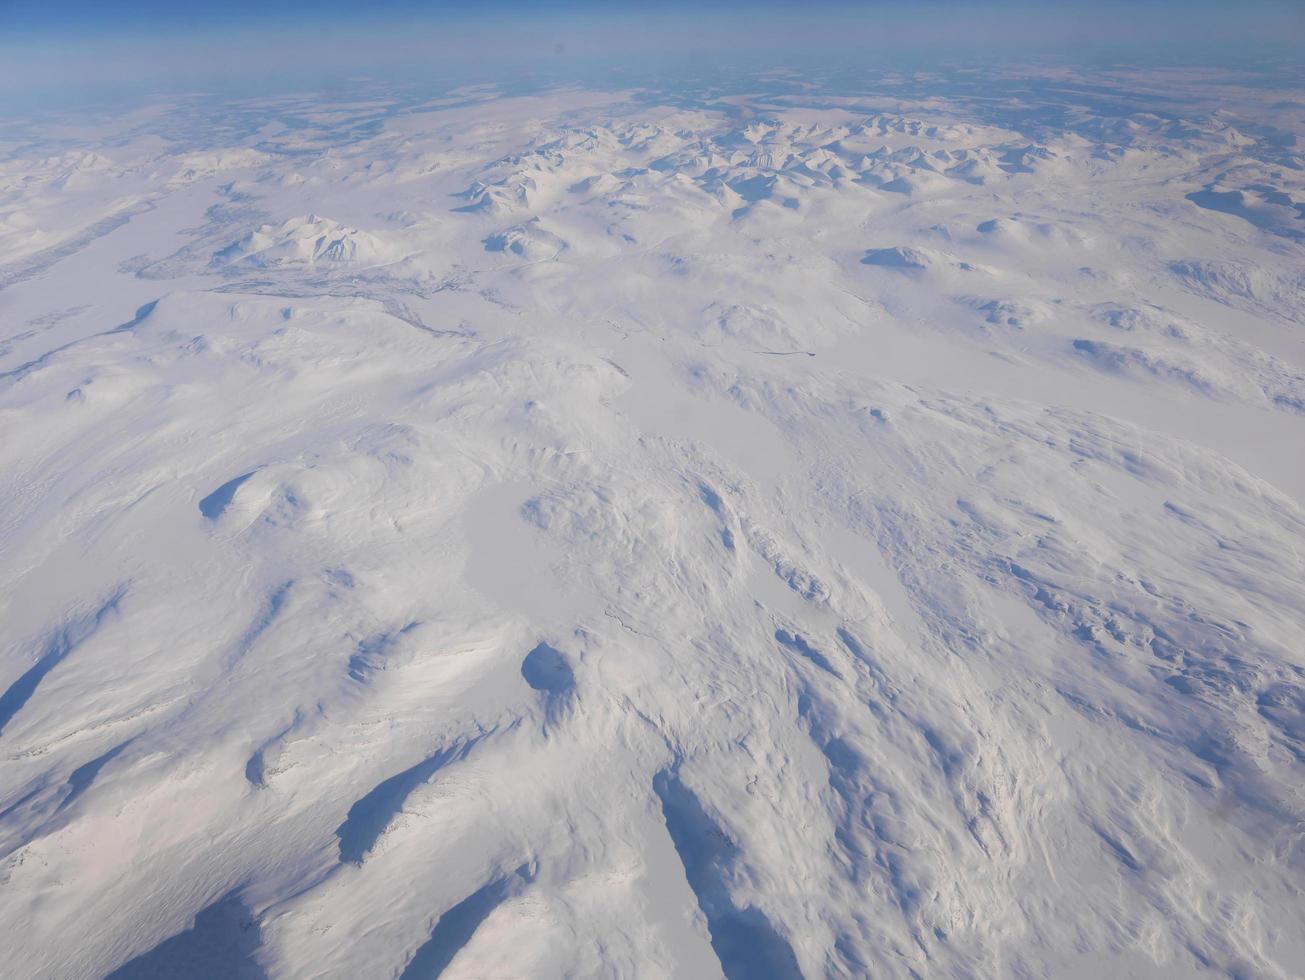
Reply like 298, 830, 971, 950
1, 64, 1305, 978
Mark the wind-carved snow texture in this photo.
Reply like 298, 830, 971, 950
1, 64, 1305, 978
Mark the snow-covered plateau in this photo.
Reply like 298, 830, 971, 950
1, 65, 1304, 978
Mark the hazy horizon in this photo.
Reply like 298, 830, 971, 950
4, 1, 1302, 110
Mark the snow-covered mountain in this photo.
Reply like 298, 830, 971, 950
1, 64, 1304, 979
216, 215, 409, 270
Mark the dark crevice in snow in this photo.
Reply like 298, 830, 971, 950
105, 891, 266, 980
0, 588, 125, 738
56, 738, 132, 813
520, 641, 575, 696
653, 768, 805, 980
398, 864, 533, 980
199, 470, 257, 520
775, 629, 840, 677
335, 738, 483, 865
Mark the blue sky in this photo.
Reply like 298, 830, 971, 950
3, 1, 1301, 106
7, 0, 1302, 42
